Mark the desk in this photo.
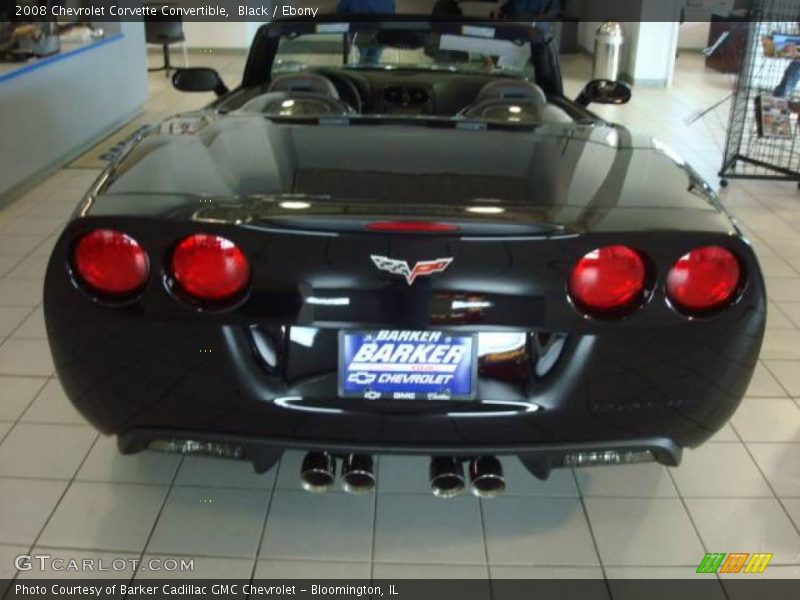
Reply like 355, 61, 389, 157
0, 36, 121, 82
705, 15, 748, 74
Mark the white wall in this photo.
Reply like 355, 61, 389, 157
627, 21, 679, 85
183, 22, 263, 50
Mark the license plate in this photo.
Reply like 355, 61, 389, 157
339, 330, 477, 400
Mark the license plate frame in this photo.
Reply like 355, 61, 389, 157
338, 329, 478, 401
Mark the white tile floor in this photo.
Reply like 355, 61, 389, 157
1, 51, 800, 582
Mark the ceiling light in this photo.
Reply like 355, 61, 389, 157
279, 201, 311, 210
466, 206, 505, 215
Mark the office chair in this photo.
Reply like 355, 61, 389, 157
144, 4, 188, 75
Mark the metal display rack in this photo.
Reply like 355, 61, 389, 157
720, 0, 800, 185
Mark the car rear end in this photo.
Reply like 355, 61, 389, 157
43, 116, 766, 495
44, 196, 766, 494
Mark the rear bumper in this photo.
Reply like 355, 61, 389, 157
46, 314, 764, 450
117, 427, 683, 477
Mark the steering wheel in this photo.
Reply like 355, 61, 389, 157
314, 69, 364, 113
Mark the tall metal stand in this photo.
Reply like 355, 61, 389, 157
720, 0, 800, 186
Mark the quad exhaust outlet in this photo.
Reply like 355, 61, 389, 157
300, 452, 506, 498
300, 452, 336, 493
300, 452, 376, 494
340, 453, 376, 494
468, 456, 506, 498
430, 456, 506, 498
429, 456, 466, 498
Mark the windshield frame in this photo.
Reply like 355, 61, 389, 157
242, 16, 564, 97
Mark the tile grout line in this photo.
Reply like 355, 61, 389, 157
134, 454, 186, 581
476, 497, 493, 585
0, 373, 50, 380
0, 224, 60, 283
667, 421, 755, 600
665, 466, 711, 555
11, 430, 100, 583
0, 374, 50, 448
569, 468, 612, 596
15, 375, 57, 424
247, 457, 281, 582
767, 300, 800, 331
738, 439, 800, 540
5, 469, 800, 498
761, 360, 795, 398
0, 305, 37, 340
368, 456, 380, 581
663, 467, 732, 597
770, 304, 800, 329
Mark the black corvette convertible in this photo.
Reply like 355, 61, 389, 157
44, 18, 766, 498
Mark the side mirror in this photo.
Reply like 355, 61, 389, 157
172, 68, 229, 97
576, 79, 632, 107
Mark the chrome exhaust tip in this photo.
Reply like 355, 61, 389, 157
300, 452, 336, 493
341, 454, 376, 494
429, 456, 466, 498
469, 456, 506, 498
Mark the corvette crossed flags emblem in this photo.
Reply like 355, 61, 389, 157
370, 255, 453, 285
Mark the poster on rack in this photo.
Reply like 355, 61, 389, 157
756, 95, 793, 138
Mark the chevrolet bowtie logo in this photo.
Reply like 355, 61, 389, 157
370, 255, 453, 285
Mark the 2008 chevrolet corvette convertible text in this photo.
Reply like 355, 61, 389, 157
44, 17, 766, 499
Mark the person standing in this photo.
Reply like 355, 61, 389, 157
432, 0, 463, 18
335, 0, 396, 15
499, 0, 561, 31
336, 0, 396, 65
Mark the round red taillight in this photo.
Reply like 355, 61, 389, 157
667, 246, 741, 314
569, 245, 646, 315
74, 229, 149, 296
171, 234, 250, 302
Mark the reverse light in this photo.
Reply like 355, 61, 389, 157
667, 246, 741, 314
74, 229, 149, 296
170, 234, 250, 302
568, 245, 646, 315
366, 221, 459, 233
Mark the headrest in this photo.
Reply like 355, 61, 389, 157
267, 73, 340, 99
239, 92, 351, 116
475, 79, 547, 107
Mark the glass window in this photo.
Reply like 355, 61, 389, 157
272, 29, 534, 78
